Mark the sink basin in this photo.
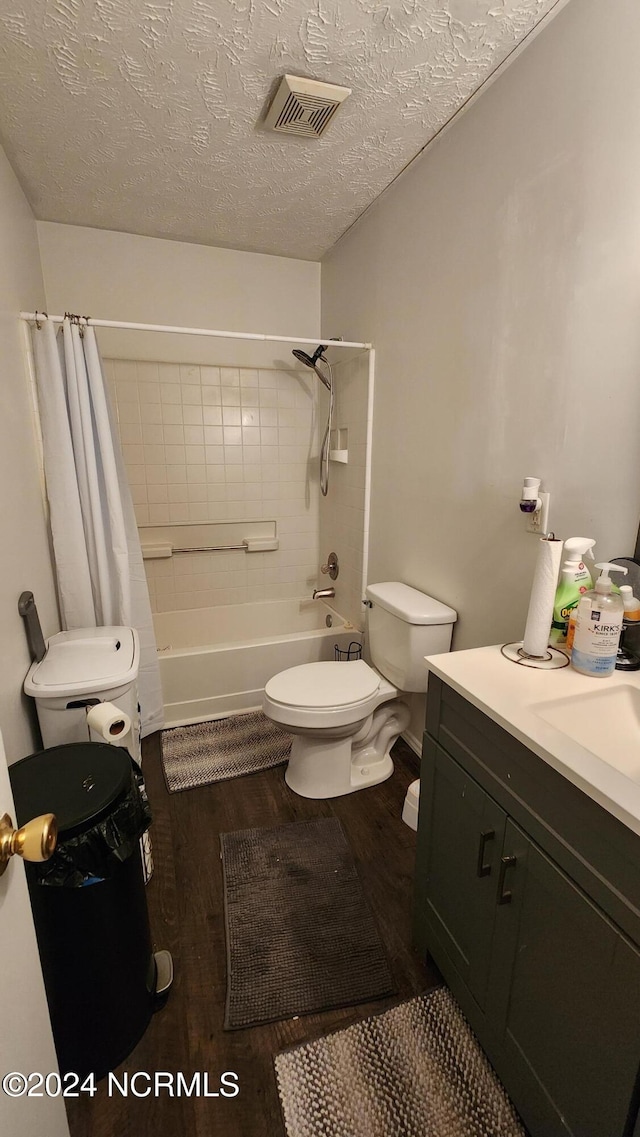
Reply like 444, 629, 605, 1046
532, 685, 640, 783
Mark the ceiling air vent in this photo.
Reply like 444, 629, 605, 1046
264, 75, 351, 139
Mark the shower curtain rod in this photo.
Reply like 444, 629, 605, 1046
19, 313, 371, 350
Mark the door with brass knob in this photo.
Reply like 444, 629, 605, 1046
0, 811, 57, 875
0, 728, 70, 1136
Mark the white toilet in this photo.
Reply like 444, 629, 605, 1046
263, 582, 457, 799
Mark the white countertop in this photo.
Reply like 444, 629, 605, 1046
425, 645, 640, 838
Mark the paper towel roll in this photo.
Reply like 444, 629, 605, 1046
522, 537, 563, 658
86, 701, 132, 742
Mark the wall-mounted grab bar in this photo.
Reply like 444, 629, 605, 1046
173, 541, 248, 554
141, 536, 279, 559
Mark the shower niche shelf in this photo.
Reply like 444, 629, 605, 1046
329, 428, 348, 463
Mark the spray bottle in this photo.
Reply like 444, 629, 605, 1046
549, 538, 596, 648
571, 563, 628, 678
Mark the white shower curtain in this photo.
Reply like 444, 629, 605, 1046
33, 317, 164, 736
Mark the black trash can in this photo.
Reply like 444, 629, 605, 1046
10, 741, 158, 1079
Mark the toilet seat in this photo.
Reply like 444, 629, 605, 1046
264, 660, 395, 730
266, 660, 380, 708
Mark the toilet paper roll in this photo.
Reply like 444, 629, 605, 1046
86, 701, 132, 743
522, 537, 563, 658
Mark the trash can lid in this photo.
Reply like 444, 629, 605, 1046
9, 743, 133, 838
24, 627, 139, 699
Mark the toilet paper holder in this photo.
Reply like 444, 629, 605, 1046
86, 701, 132, 742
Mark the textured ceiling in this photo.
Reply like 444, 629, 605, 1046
0, 0, 562, 260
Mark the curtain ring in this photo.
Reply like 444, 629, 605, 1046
34, 310, 47, 330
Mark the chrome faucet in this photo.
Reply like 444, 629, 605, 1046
313, 587, 335, 600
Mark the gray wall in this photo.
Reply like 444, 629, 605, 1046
0, 148, 59, 759
322, 0, 640, 742
8, 0, 640, 754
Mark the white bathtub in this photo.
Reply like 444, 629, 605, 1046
154, 599, 362, 727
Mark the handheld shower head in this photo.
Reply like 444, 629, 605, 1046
292, 345, 331, 391
292, 348, 313, 367
292, 344, 334, 497
292, 345, 327, 368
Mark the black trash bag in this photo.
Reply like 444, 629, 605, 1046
34, 756, 152, 888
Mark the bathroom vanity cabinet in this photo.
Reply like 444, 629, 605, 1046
414, 675, 640, 1137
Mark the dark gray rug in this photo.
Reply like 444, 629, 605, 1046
275, 986, 525, 1137
161, 711, 291, 793
221, 817, 396, 1029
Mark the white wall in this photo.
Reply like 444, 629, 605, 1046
37, 223, 321, 368
38, 224, 324, 615
318, 350, 369, 627
0, 149, 59, 760
105, 357, 319, 612
322, 0, 640, 734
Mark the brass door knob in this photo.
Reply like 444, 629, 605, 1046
0, 812, 57, 877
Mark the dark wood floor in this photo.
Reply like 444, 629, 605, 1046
66, 735, 439, 1137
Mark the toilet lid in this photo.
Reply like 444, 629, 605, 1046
265, 660, 381, 709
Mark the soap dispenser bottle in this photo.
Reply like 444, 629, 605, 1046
571, 563, 628, 678
615, 585, 640, 671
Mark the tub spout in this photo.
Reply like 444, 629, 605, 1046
313, 587, 335, 600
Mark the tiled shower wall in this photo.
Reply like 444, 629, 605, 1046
318, 351, 369, 628
104, 359, 319, 612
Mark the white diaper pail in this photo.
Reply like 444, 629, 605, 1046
24, 627, 154, 882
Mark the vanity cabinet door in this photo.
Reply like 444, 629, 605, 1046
417, 738, 507, 1009
490, 820, 640, 1137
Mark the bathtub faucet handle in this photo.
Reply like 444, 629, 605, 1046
321, 552, 339, 581
313, 588, 335, 600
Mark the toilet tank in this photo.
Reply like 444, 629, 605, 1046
365, 582, 457, 691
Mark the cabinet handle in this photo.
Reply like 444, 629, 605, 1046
476, 829, 495, 877
497, 854, 517, 904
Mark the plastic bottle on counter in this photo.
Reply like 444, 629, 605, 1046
571, 563, 628, 678
615, 585, 640, 672
619, 585, 640, 622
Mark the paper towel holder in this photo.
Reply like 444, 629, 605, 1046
501, 641, 569, 669
502, 532, 569, 670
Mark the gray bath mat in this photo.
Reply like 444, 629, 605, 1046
161, 711, 291, 793
275, 986, 525, 1137
221, 817, 396, 1029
